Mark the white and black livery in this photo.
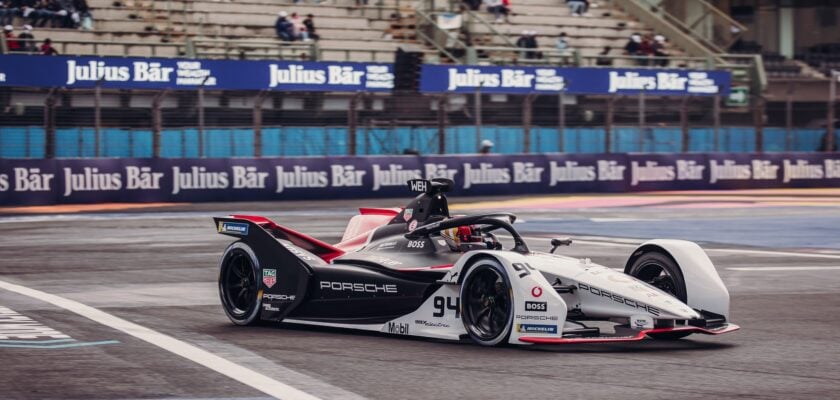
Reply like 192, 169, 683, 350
214, 179, 738, 346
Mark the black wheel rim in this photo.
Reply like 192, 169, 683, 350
464, 266, 511, 340
222, 249, 257, 317
636, 261, 677, 296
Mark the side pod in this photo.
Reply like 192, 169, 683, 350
625, 239, 730, 319
215, 217, 319, 321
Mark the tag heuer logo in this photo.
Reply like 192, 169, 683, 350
263, 269, 277, 288
403, 208, 413, 222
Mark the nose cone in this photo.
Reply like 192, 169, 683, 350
576, 266, 701, 320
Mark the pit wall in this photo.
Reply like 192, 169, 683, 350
0, 126, 836, 159
1, 153, 839, 206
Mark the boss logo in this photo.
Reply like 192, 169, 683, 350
525, 301, 547, 312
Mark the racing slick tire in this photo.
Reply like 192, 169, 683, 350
460, 258, 514, 346
219, 241, 262, 326
627, 250, 692, 340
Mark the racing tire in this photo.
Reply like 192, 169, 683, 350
627, 250, 692, 340
219, 241, 262, 326
460, 258, 514, 346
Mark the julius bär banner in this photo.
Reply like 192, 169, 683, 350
1, 153, 839, 206
0, 55, 730, 95
419, 64, 731, 96
0, 54, 394, 91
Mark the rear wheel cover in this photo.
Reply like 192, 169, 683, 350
461, 259, 513, 346
219, 242, 262, 325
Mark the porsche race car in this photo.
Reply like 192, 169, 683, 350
214, 179, 738, 346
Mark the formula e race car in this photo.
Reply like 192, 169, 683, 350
213, 179, 738, 346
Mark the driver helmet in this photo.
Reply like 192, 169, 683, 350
441, 225, 496, 252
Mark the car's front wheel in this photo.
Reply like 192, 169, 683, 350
219, 241, 262, 325
627, 250, 691, 340
460, 258, 513, 346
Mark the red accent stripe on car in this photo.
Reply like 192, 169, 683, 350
518, 324, 740, 344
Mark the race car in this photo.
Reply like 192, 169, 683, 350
213, 179, 738, 346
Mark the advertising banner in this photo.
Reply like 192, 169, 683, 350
0, 55, 732, 95
419, 64, 731, 96
0, 55, 394, 92
1, 153, 839, 206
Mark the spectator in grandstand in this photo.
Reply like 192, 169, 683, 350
26, 1, 59, 28
479, 139, 494, 154
18, 24, 35, 52
555, 32, 570, 54
638, 33, 654, 66
290, 12, 307, 40
463, 0, 481, 11
624, 33, 642, 64
275, 11, 294, 41
56, 0, 80, 28
516, 30, 540, 60
516, 30, 529, 57
484, 0, 509, 23
303, 14, 319, 40
566, 0, 587, 17
596, 45, 613, 66
355, 0, 368, 6
652, 34, 669, 66
3, 24, 20, 51
0, 1, 19, 26
40, 37, 58, 54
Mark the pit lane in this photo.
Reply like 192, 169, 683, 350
1, 192, 839, 399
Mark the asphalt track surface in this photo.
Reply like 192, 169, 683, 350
1, 191, 840, 399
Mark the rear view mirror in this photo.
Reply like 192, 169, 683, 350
550, 237, 573, 253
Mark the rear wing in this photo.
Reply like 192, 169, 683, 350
217, 214, 344, 263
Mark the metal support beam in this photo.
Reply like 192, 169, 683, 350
754, 95, 764, 153
253, 91, 269, 158
151, 90, 169, 158
44, 89, 59, 159
713, 94, 721, 152
786, 82, 794, 151
605, 96, 615, 153
638, 90, 646, 152
474, 90, 482, 149
558, 90, 565, 152
828, 70, 838, 152
680, 96, 689, 152
348, 92, 363, 156
437, 95, 447, 154
522, 95, 536, 154
94, 82, 102, 157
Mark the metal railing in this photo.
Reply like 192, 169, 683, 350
656, 0, 747, 53
415, 9, 468, 63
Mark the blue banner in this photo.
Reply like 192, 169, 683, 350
419, 65, 731, 96
1, 55, 732, 95
1, 153, 838, 206
0, 55, 394, 92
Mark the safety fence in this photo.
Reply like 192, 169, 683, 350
0, 86, 837, 158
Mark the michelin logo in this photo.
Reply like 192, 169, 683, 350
218, 222, 249, 235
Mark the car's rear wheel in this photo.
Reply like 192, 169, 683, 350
219, 242, 261, 325
628, 250, 692, 340
460, 258, 513, 346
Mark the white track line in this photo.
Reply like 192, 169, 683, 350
727, 266, 840, 271
0, 279, 320, 400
